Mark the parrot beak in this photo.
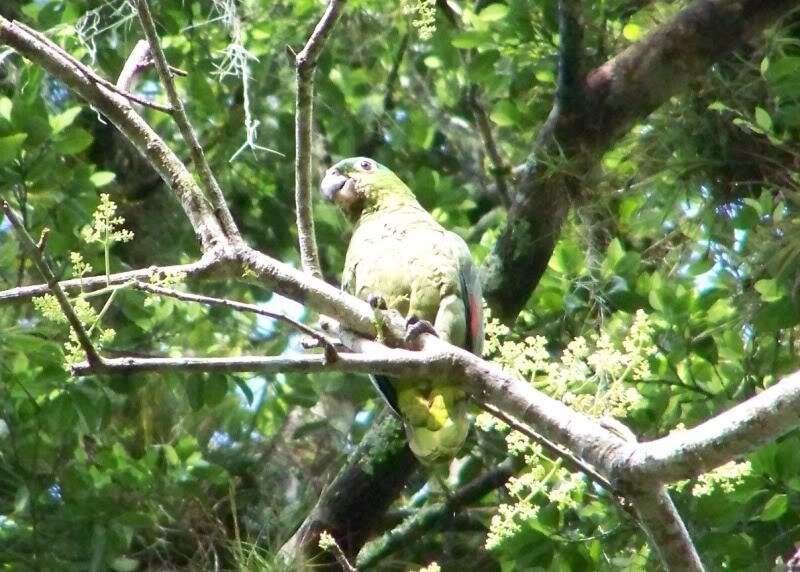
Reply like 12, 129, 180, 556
320, 169, 353, 201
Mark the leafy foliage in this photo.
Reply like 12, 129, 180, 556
2, 0, 800, 570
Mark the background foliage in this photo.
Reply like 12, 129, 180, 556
1, 0, 800, 570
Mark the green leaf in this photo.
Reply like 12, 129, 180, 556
534, 69, 555, 84
54, 127, 93, 155
622, 23, 642, 41
0, 133, 28, 165
109, 557, 139, 572
489, 100, 519, 127
0, 97, 11, 122
203, 374, 229, 406
451, 31, 489, 49
90, 171, 116, 187
423, 55, 441, 69
706, 299, 736, 324
549, 241, 584, 275
754, 279, 785, 303
754, 106, 773, 133
479, 4, 508, 22
759, 493, 788, 521
14, 485, 29, 513
162, 445, 180, 467
234, 377, 254, 405
50, 106, 82, 134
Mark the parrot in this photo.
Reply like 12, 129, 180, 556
320, 157, 484, 464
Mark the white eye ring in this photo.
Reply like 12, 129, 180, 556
359, 160, 373, 170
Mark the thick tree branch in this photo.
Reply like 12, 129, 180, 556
482, 0, 799, 321
627, 486, 704, 572
70, 349, 438, 377
293, 0, 346, 278
1, 201, 102, 366
237, 245, 382, 339
478, 402, 615, 495
134, 0, 241, 243
280, 413, 416, 569
0, 16, 226, 249
626, 371, 800, 483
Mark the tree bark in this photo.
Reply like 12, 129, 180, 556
482, 0, 800, 322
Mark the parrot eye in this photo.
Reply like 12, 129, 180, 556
359, 160, 374, 171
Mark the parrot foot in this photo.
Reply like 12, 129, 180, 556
366, 293, 388, 310
367, 294, 389, 343
405, 315, 438, 346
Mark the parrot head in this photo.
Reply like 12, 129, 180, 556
320, 157, 416, 220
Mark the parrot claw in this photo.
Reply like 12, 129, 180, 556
405, 315, 438, 345
367, 293, 388, 310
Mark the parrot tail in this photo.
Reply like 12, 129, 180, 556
397, 384, 469, 465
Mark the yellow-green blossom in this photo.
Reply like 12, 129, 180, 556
81, 193, 134, 245
401, 0, 436, 40
692, 460, 752, 496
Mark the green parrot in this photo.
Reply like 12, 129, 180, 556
320, 157, 484, 464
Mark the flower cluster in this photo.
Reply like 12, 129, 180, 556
485, 464, 587, 550
69, 251, 92, 279
317, 530, 336, 551
415, 563, 441, 572
80, 193, 134, 245
32, 195, 131, 369
401, 0, 437, 40
484, 308, 657, 419
144, 270, 187, 307
691, 460, 752, 497
479, 309, 658, 549
34, 293, 115, 367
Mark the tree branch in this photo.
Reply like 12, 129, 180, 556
481, 0, 798, 321
11, 21, 173, 113
116, 39, 151, 93
0, 257, 220, 304
280, 412, 416, 569
131, 281, 339, 361
478, 402, 616, 495
1, 200, 102, 366
627, 486, 704, 572
357, 456, 520, 569
134, 0, 241, 243
627, 370, 800, 483
70, 349, 437, 377
0, 15, 226, 249
293, 0, 346, 278
468, 87, 511, 208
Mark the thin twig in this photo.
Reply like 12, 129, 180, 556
0, 16, 226, 247
320, 534, 357, 572
116, 39, 151, 93
294, 0, 347, 278
14, 20, 172, 113
132, 280, 339, 362
0, 258, 220, 304
468, 86, 511, 208
134, 0, 241, 242
1, 200, 103, 366
357, 456, 519, 569
478, 401, 616, 494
